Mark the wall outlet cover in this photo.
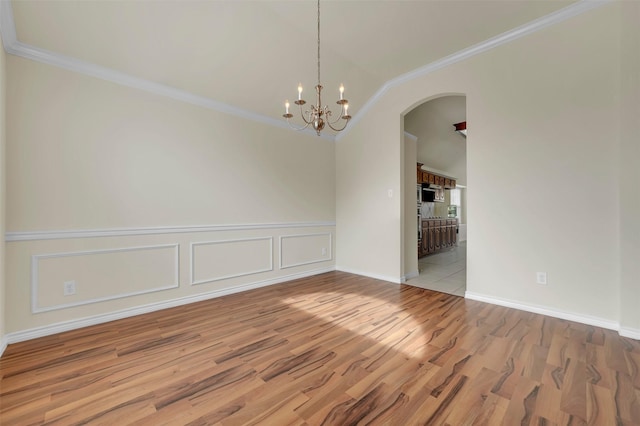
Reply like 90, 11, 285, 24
63, 280, 76, 296
536, 272, 548, 285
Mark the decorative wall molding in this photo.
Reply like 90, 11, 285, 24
5, 266, 334, 345
279, 232, 332, 270
31, 244, 180, 313
0, 0, 610, 143
6, 221, 336, 242
465, 291, 620, 332
190, 237, 273, 286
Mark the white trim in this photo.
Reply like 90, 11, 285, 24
5, 266, 334, 344
31, 244, 180, 314
402, 270, 419, 282
335, 266, 402, 285
0, 335, 7, 358
0, 0, 16, 51
190, 237, 274, 286
335, 0, 612, 142
6, 221, 336, 242
619, 327, 640, 341
403, 132, 418, 143
20, 38, 327, 143
465, 291, 620, 331
1, 44, 318, 139
0, 0, 610, 142
279, 232, 333, 269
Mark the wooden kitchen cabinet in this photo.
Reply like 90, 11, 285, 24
449, 219, 457, 245
420, 222, 429, 257
419, 218, 458, 258
441, 221, 449, 248
417, 164, 456, 191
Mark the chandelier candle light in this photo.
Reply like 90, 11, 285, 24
283, 0, 351, 136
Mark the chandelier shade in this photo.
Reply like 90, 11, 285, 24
282, 0, 351, 136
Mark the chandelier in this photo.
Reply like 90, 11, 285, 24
282, 0, 351, 136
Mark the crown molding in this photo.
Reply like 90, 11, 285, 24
335, 0, 612, 142
0, 0, 610, 143
9, 40, 335, 140
0, 0, 334, 142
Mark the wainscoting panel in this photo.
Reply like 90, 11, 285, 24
191, 237, 273, 285
280, 233, 332, 269
32, 244, 179, 313
5, 222, 335, 343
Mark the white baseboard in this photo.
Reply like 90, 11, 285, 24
402, 270, 419, 282
465, 291, 620, 332
0, 335, 7, 358
5, 267, 334, 345
335, 266, 402, 284
6, 270, 636, 352
619, 327, 640, 341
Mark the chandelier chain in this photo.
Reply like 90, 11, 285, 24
317, 0, 321, 85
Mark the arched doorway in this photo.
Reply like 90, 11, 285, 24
403, 95, 467, 296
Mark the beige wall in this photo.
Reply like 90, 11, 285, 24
336, 93, 404, 282
619, 0, 640, 334
337, 3, 629, 328
7, 57, 336, 230
0, 35, 6, 350
5, 57, 336, 336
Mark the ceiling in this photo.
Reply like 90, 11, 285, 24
7, 0, 577, 125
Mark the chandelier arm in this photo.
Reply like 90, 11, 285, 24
298, 103, 314, 125
285, 117, 313, 132
327, 108, 345, 125
286, 103, 316, 130
327, 119, 350, 132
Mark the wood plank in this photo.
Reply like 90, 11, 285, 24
1, 271, 637, 425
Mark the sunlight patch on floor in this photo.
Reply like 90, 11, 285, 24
283, 291, 430, 358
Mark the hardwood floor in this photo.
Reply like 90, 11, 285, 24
1, 271, 639, 425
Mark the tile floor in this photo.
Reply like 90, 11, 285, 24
406, 241, 466, 297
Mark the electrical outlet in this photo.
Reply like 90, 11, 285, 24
536, 272, 548, 285
322, 248, 327, 256
63, 280, 76, 296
